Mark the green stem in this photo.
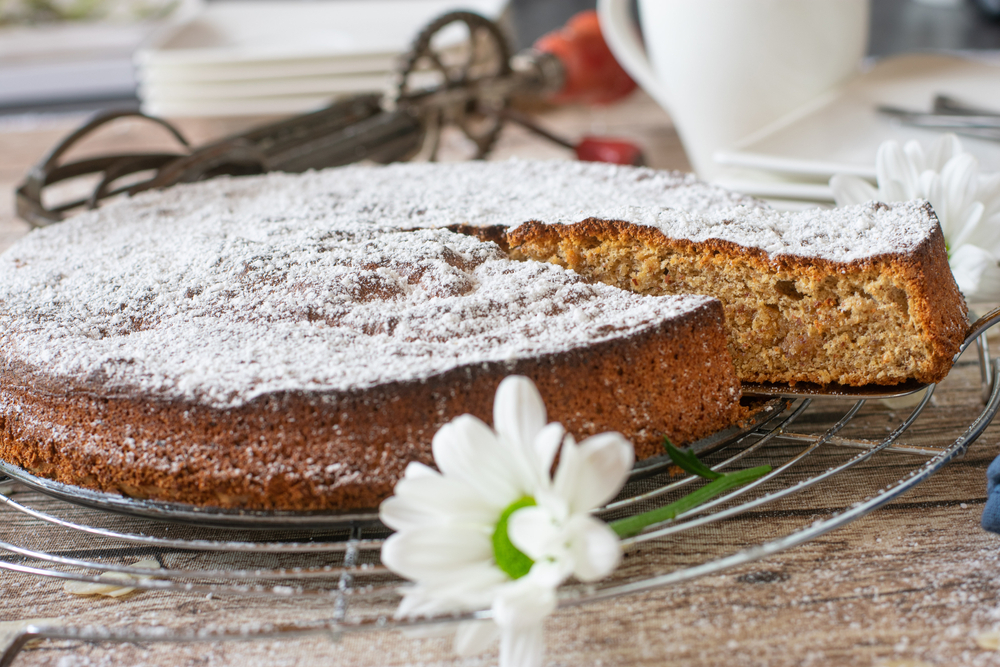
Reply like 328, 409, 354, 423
610, 465, 772, 538
665, 440, 722, 480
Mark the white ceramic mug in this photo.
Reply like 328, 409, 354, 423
597, 0, 870, 179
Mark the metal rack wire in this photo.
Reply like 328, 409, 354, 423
2, 311, 999, 667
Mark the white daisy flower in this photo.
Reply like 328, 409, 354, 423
379, 375, 633, 667
830, 133, 1000, 305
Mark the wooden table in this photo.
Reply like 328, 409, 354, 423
1, 93, 1000, 667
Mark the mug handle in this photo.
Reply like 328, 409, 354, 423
596, 0, 672, 112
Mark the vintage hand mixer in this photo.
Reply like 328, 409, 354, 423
15, 10, 640, 228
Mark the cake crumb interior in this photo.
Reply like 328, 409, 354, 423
508, 226, 937, 387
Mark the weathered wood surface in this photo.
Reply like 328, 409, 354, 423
1, 94, 1000, 667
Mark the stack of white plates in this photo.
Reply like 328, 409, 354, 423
136, 0, 507, 117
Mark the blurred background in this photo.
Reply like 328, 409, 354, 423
2, 0, 1000, 117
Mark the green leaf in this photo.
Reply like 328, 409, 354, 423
664, 438, 722, 480
610, 464, 772, 538
492, 496, 537, 579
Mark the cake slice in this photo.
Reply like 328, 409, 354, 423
506, 201, 967, 387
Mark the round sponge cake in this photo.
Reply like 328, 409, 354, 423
0, 161, 748, 511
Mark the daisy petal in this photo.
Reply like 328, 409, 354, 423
379, 496, 434, 533
880, 178, 910, 203
929, 133, 964, 171
429, 563, 508, 607
493, 376, 546, 452
401, 461, 438, 479
508, 505, 561, 562
396, 589, 474, 619
433, 415, 520, 506
525, 557, 573, 589
380, 474, 495, 531
395, 562, 508, 617
565, 514, 623, 582
500, 624, 545, 667
533, 422, 564, 478
938, 153, 982, 240
829, 174, 878, 207
904, 139, 927, 173
918, 170, 938, 204
553, 432, 634, 513
551, 433, 581, 504
455, 620, 501, 657
493, 578, 557, 627
950, 244, 1000, 304
877, 140, 918, 198
948, 201, 985, 251
946, 153, 980, 199
381, 526, 492, 582
967, 212, 1000, 258
395, 586, 457, 619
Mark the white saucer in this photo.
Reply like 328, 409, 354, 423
715, 52, 1000, 185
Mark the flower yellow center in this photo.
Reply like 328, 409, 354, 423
492, 496, 536, 580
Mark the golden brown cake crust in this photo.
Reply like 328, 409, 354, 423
507, 203, 967, 387
0, 301, 738, 510
887, 215, 969, 383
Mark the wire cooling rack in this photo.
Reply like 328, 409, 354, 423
1, 310, 999, 666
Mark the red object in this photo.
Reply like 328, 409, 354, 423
534, 10, 637, 105
574, 136, 645, 166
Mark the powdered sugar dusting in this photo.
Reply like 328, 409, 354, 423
250, 158, 757, 229
596, 200, 938, 263
0, 174, 715, 407
273, 158, 930, 263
